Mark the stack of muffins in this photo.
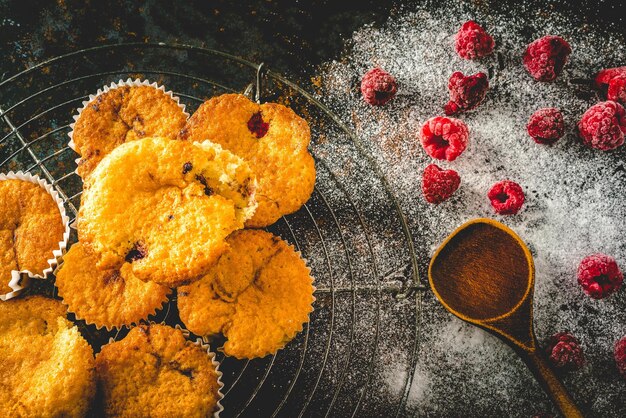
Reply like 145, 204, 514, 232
0, 79, 317, 417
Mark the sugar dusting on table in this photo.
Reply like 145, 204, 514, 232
317, 3, 626, 416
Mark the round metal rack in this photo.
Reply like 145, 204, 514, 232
0, 43, 425, 417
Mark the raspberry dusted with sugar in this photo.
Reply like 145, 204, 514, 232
578, 101, 626, 151
545, 332, 585, 371
422, 164, 461, 204
577, 253, 623, 299
360, 68, 398, 106
615, 336, 626, 378
420, 116, 469, 161
488, 180, 525, 215
455, 20, 495, 60
527, 108, 565, 144
444, 72, 489, 115
523, 36, 572, 82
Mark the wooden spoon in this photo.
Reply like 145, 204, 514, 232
428, 218, 583, 418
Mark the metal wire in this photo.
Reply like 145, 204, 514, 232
0, 43, 424, 417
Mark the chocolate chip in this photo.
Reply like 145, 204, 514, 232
167, 214, 174, 221
169, 360, 194, 379
195, 174, 214, 196
125, 241, 147, 263
103, 271, 122, 285
183, 162, 193, 174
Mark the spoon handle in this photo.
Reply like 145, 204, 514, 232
523, 350, 583, 418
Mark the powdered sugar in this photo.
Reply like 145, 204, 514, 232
318, 4, 626, 416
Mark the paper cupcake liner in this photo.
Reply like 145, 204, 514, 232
67, 78, 190, 176
0, 171, 71, 301
107, 322, 224, 417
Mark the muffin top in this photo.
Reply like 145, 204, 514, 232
180, 93, 316, 227
178, 229, 315, 359
96, 324, 221, 418
0, 179, 65, 293
55, 242, 170, 330
72, 84, 188, 178
0, 296, 95, 417
77, 137, 257, 286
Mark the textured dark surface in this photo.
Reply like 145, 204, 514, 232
1, 0, 625, 85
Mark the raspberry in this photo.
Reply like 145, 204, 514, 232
422, 164, 461, 204
247, 112, 269, 138
577, 253, 623, 299
420, 116, 469, 161
455, 20, 495, 60
526, 108, 565, 144
595, 66, 626, 88
488, 180, 525, 215
545, 332, 585, 371
523, 36, 572, 82
444, 72, 489, 115
615, 336, 626, 378
578, 101, 626, 151
595, 67, 626, 105
360, 68, 398, 106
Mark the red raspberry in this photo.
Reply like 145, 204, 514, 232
615, 336, 626, 378
247, 112, 269, 138
488, 180, 525, 215
421, 164, 461, 204
455, 20, 495, 60
577, 253, 623, 299
444, 72, 489, 115
420, 116, 469, 161
527, 108, 565, 144
545, 332, 585, 371
360, 68, 397, 106
595, 66, 626, 88
595, 67, 626, 105
523, 36, 572, 82
578, 101, 626, 151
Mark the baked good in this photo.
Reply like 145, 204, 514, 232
179, 93, 316, 227
178, 230, 315, 359
55, 242, 170, 329
0, 296, 95, 417
95, 323, 221, 417
71, 82, 187, 178
0, 178, 65, 293
77, 136, 257, 287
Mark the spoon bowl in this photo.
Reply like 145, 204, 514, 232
429, 218, 582, 418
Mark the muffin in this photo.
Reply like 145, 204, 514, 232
55, 242, 171, 330
70, 80, 188, 178
0, 176, 67, 295
0, 296, 95, 417
95, 323, 222, 417
180, 93, 316, 227
77, 136, 257, 287
178, 230, 315, 359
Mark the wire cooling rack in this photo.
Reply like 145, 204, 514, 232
0, 43, 425, 417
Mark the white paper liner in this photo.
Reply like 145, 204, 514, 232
106, 322, 224, 417
0, 171, 71, 301
67, 78, 190, 176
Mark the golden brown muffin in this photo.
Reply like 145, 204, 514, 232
178, 230, 315, 359
78, 137, 257, 287
71, 83, 188, 178
180, 94, 316, 227
96, 324, 221, 418
55, 242, 170, 330
0, 296, 95, 417
0, 179, 65, 293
